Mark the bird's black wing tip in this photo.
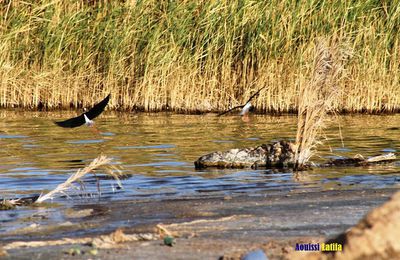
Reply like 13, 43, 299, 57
105, 93, 111, 101
54, 121, 66, 127
54, 120, 70, 128
54, 115, 85, 128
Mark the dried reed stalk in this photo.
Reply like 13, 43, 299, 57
294, 39, 351, 169
36, 155, 122, 203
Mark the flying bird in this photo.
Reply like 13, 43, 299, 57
218, 87, 266, 117
239, 102, 252, 116
55, 94, 111, 128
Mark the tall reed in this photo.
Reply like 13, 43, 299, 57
0, 1, 399, 112
294, 39, 351, 168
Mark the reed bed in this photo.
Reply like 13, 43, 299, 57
0, 1, 399, 113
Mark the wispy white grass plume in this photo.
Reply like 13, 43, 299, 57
36, 155, 122, 203
294, 39, 352, 169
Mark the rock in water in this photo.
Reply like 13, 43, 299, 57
194, 141, 296, 169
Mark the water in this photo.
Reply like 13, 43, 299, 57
0, 112, 400, 198
0, 111, 399, 237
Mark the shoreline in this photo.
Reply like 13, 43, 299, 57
1, 187, 397, 259
1, 107, 400, 115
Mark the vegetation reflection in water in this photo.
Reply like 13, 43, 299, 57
0, 111, 399, 202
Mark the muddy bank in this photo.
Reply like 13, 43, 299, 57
1, 187, 397, 259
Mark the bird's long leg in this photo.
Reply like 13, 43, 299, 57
241, 113, 251, 123
89, 124, 107, 154
90, 124, 101, 136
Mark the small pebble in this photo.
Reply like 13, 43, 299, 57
163, 236, 175, 246
241, 249, 268, 260
89, 249, 98, 256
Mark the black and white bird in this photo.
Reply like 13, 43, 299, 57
239, 102, 252, 116
218, 87, 266, 117
55, 94, 110, 128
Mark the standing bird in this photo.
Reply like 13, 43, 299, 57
55, 94, 110, 128
217, 87, 266, 117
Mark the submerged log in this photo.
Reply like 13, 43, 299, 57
194, 141, 397, 169
321, 153, 397, 167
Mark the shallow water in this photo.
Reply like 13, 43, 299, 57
0, 111, 399, 237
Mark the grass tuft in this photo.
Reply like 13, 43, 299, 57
294, 39, 351, 169
36, 155, 122, 203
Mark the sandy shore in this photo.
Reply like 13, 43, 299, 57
1, 187, 397, 259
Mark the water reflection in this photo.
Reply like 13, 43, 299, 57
0, 111, 399, 202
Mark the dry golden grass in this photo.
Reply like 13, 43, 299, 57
0, 155, 122, 209
36, 155, 122, 203
294, 39, 351, 168
0, 1, 399, 113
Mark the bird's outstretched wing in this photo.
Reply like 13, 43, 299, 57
85, 94, 111, 120
243, 86, 266, 105
55, 94, 111, 128
55, 114, 86, 128
217, 87, 266, 116
217, 105, 245, 116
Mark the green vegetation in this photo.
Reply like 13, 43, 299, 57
0, 0, 399, 113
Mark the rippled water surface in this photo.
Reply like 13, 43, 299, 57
0, 111, 400, 238
1, 111, 400, 199
0, 111, 400, 236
